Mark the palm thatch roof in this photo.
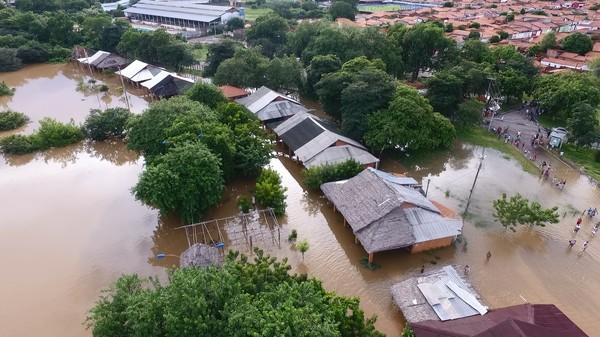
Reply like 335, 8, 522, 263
180, 244, 223, 268
320, 168, 463, 254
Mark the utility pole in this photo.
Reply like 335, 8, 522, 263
82, 48, 103, 109
117, 65, 132, 112
464, 148, 485, 214
424, 174, 432, 197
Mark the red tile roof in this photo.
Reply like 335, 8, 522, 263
219, 85, 248, 100
412, 304, 588, 337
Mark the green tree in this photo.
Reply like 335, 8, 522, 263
467, 31, 481, 40
497, 67, 529, 102
246, 13, 289, 57
127, 96, 217, 161
567, 103, 599, 146
454, 98, 484, 128
255, 168, 287, 215
396, 22, 456, 80
561, 32, 593, 55
426, 71, 464, 118
266, 56, 303, 91
186, 82, 227, 109
461, 39, 490, 63
493, 193, 559, 231
133, 142, 224, 223
225, 16, 244, 31
213, 48, 270, 88
296, 239, 309, 260
303, 159, 363, 190
84, 107, 133, 141
589, 56, 600, 79
365, 84, 456, 153
81, 14, 112, 49
329, 1, 355, 20
46, 11, 79, 47
305, 54, 341, 97
533, 72, 600, 122
87, 250, 384, 337
0, 48, 21, 71
204, 39, 240, 77
539, 31, 557, 52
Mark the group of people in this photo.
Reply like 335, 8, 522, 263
570, 209, 599, 252
540, 161, 567, 190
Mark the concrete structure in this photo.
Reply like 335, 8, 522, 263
391, 265, 487, 323
321, 168, 462, 262
124, 0, 241, 34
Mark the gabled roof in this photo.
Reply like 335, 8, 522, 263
141, 71, 193, 90
116, 60, 148, 79
256, 100, 309, 122
131, 66, 163, 83
304, 145, 380, 168
236, 86, 298, 113
321, 168, 462, 253
412, 304, 588, 337
77, 51, 110, 65
219, 85, 248, 99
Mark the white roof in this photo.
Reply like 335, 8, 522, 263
141, 71, 194, 89
405, 207, 463, 242
77, 50, 110, 65
294, 131, 365, 163
131, 67, 163, 83
304, 145, 378, 168
116, 60, 148, 79
237, 86, 298, 114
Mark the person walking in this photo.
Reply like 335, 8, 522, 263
486, 251, 492, 261
583, 241, 590, 251
577, 217, 582, 225
420, 265, 425, 273
569, 239, 577, 248
464, 265, 471, 275
574, 224, 581, 233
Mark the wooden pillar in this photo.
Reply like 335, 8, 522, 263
368, 253, 374, 264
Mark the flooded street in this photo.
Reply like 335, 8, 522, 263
1, 64, 600, 337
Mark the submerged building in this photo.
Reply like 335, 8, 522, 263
321, 168, 462, 262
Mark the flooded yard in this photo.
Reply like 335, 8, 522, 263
1, 64, 600, 337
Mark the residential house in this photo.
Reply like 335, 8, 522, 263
219, 85, 248, 100
141, 70, 194, 98
321, 168, 463, 262
115, 60, 164, 86
77, 51, 129, 71
236, 86, 306, 124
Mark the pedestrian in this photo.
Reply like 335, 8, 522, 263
486, 251, 492, 261
569, 239, 577, 248
583, 240, 590, 251
574, 224, 581, 233
464, 265, 471, 275
577, 217, 582, 225
592, 228, 598, 237
420, 265, 425, 273
594, 222, 600, 230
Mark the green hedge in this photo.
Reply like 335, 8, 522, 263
0, 110, 28, 131
303, 160, 363, 190
0, 118, 84, 154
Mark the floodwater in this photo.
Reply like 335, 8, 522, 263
1, 64, 600, 337
0, 63, 148, 135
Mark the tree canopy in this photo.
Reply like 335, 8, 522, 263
365, 84, 456, 153
87, 250, 385, 337
561, 32, 593, 55
493, 193, 559, 231
567, 103, 599, 146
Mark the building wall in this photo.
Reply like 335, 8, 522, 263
410, 236, 455, 253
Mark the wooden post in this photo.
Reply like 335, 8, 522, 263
354, 236, 358, 244
368, 253, 374, 264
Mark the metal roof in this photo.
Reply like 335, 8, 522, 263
280, 118, 325, 151
304, 145, 379, 168
236, 86, 298, 113
371, 169, 419, 186
406, 208, 463, 243
131, 66, 163, 83
391, 265, 487, 324
126, 1, 236, 23
256, 101, 308, 122
141, 71, 193, 89
77, 50, 110, 65
116, 60, 148, 79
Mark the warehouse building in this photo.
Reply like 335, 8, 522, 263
124, 0, 242, 32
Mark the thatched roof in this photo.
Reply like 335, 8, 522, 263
390, 265, 487, 324
320, 168, 463, 253
180, 244, 223, 268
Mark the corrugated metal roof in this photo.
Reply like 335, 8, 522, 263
304, 145, 379, 168
294, 130, 365, 163
416, 266, 487, 321
256, 101, 308, 122
125, 6, 222, 23
280, 118, 325, 151
236, 86, 298, 113
116, 60, 148, 79
371, 169, 419, 186
405, 207, 463, 243
78, 50, 110, 65
141, 71, 193, 89
131, 66, 163, 83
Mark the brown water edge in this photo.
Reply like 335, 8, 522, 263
0, 63, 149, 136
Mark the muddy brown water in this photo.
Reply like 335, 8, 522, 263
2, 64, 600, 337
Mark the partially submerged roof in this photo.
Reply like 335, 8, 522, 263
304, 145, 380, 168
131, 66, 163, 83
411, 303, 588, 337
236, 86, 298, 114
141, 71, 194, 97
77, 50, 110, 65
391, 265, 487, 324
321, 168, 462, 253
180, 243, 223, 268
141, 71, 193, 90
255, 100, 309, 122
116, 60, 148, 79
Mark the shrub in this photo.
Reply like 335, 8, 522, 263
0, 110, 28, 131
238, 195, 252, 213
288, 229, 298, 242
84, 108, 133, 141
0, 48, 22, 72
303, 159, 363, 190
489, 35, 501, 43
0, 134, 36, 154
0, 81, 14, 96
33, 118, 85, 149
255, 168, 287, 216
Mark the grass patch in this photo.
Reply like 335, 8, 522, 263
244, 8, 273, 21
561, 144, 600, 181
457, 127, 539, 174
191, 44, 208, 62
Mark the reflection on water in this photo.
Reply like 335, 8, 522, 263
0, 63, 149, 135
